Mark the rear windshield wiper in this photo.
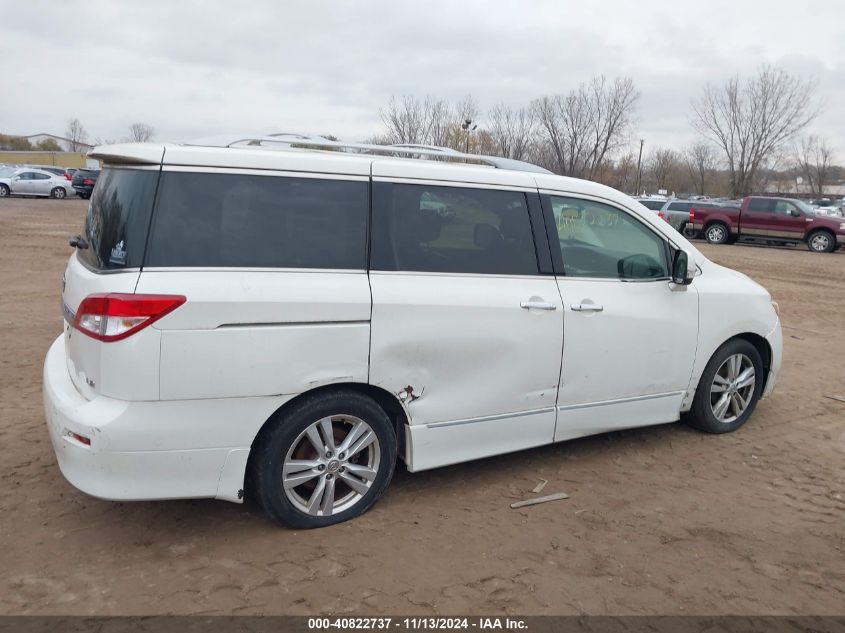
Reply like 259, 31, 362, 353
69, 235, 89, 250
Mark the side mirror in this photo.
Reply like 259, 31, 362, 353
791, 209, 802, 217
671, 250, 693, 285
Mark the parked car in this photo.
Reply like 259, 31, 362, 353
633, 197, 668, 211
45, 138, 783, 528
27, 165, 73, 180
688, 196, 845, 252
71, 169, 100, 199
0, 168, 74, 199
656, 200, 695, 233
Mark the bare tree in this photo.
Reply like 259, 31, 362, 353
648, 148, 681, 192
487, 103, 536, 160
532, 76, 639, 179
692, 65, 819, 197
65, 118, 88, 151
794, 136, 834, 196
128, 122, 155, 142
684, 142, 718, 195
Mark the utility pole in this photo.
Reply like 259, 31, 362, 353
461, 118, 477, 154
635, 138, 644, 195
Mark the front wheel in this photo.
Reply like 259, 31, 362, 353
51, 187, 67, 199
251, 390, 397, 528
687, 339, 764, 434
704, 223, 729, 244
807, 230, 835, 253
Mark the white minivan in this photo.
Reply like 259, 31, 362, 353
43, 135, 782, 528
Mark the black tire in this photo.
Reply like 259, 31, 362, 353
0, 184, 8, 198
681, 224, 699, 239
807, 229, 835, 253
251, 390, 397, 528
51, 187, 66, 199
687, 338, 764, 434
704, 222, 729, 244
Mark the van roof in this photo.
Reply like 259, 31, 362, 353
87, 138, 671, 226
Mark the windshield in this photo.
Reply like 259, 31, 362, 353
793, 200, 815, 214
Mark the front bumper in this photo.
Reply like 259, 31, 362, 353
43, 335, 251, 503
762, 319, 782, 398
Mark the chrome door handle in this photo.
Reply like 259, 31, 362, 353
520, 301, 558, 311
571, 303, 604, 312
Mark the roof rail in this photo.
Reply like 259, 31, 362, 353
182, 133, 552, 175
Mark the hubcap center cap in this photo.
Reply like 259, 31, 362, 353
326, 459, 341, 473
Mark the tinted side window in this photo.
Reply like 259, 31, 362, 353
668, 202, 692, 211
548, 196, 668, 280
370, 182, 538, 275
774, 201, 797, 216
146, 172, 368, 269
747, 198, 775, 212
79, 168, 159, 270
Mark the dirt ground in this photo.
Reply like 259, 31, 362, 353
0, 196, 843, 616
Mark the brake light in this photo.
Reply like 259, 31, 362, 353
64, 173, 71, 181
82, 178, 95, 186
658, 211, 665, 219
73, 294, 186, 342
690, 208, 696, 220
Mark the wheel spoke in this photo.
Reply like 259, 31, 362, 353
339, 470, 370, 495
344, 462, 378, 481
347, 429, 376, 460
305, 425, 326, 454
306, 476, 327, 515
711, 374, 730, 393
734, 390, 748, 411
318, 417, 336, 454
735, 367, 755, 389
337, 421, 366, 455
284, 467, 320, 489
320, 477, 336, 515
283, 459, 321, 475
713, 393, 731, 419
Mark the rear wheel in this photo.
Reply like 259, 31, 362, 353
681, 224, 698, 239
704, 223, 729, 244
807, 230, 835, 253
0, 184, 8, 198
687, 339, 763, 434
51, 187, 66, 199
251, 390, 397, 528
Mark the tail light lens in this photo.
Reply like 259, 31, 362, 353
690, 208, 696, 220
82, 178, 95, 186
657, 211, 665, 219
64, 173, 72, 180
74, 294, 186, 342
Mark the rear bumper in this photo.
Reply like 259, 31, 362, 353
43, 335, 257, 503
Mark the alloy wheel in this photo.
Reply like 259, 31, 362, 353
710, 353, 756, 423
810, 233, 830, 252
282, 415, 381, 517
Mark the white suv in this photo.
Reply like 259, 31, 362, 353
43, 135, 782, 528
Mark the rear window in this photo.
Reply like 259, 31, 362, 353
79, 168, 159, 271
145, 172, 368, 269
638, 200, 665, 210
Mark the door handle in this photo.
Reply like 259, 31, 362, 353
520, 300, 558, 311
571, 303, 604, 312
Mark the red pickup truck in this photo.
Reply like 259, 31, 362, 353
688, 196, 845, 253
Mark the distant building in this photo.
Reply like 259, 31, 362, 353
23, 133, 94, 152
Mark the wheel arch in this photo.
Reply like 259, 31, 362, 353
244, 382, 409, 493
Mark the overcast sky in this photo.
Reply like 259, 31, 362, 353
3, 0, 844, 158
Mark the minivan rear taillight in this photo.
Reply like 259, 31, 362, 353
83, 178, 95, 186
73, 294, 186, 342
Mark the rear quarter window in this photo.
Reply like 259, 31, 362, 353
145, 172, 368, 269
79, 168, 159, 271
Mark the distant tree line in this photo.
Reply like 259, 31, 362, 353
370, 65, 835, 198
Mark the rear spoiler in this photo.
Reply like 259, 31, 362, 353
88, 143, 165, 166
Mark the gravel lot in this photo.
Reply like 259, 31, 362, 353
0, 196, 843, 616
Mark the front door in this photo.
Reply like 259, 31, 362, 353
541, 193, 699, 441
368, 178, 564, 471
10, 172, 33, 194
